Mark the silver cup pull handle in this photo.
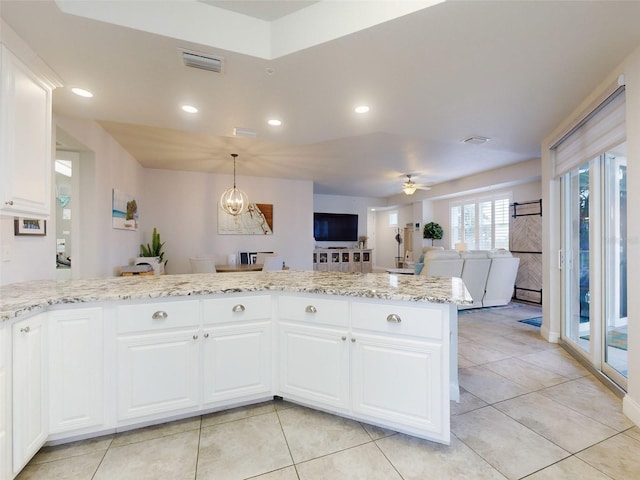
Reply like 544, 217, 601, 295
232, 304, 246, 313
305, 305, 317, 314
152, 311, 168, 320
386, 313, 402, 323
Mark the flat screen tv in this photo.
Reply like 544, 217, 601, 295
314, 212, 358, 241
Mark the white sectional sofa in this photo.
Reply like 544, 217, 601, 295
417, 247, 520, 309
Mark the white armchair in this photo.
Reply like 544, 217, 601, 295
459, 251, 491, 309
483, 249, 520, 307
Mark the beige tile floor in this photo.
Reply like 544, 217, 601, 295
16, 304, 640, 480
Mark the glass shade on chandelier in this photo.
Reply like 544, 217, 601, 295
402, 183, 417, 195
220, 153, 249, 216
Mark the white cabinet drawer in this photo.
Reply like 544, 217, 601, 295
117, 300, 199, 334
351, 301, 445, 340
203, 295, 271, 324
278, 295, 349, 327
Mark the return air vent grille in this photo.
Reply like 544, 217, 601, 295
182, 51, 223, 73
461, 135, 491, 145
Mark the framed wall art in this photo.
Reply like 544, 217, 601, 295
218, 203, 273, 235
14, 217, 47, 236
112, 188, 139, 230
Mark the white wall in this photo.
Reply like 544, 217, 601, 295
0, 215, 55, 285
142, 169, 315, 273
541, 44, 640, 427
375, 204, 414, 270
55, 116, 145, 278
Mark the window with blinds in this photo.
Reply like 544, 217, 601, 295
450, 195, 511, 250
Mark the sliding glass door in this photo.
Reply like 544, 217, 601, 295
562, 162, 592, 355
560, 144, 627, 389
603, 151, 627, 384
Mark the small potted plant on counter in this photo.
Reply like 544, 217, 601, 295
137, 227, 166, 275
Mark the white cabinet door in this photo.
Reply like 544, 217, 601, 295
0, 325, 9, 480
279, 322, 349, 410
351, 332, 447, 442
12, 314, 48, 474
202, 321, 272, 404
0, 45, 52, 217
117, 329, 200, 421
48, 308, 104, 434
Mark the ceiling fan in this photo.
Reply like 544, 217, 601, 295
402, 174, 430, 195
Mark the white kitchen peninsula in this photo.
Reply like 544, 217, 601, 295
0, 271, 471, 479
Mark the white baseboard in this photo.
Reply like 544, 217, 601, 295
623, 394, 640, 428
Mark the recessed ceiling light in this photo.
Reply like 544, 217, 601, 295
355, 105, 370, 114
268, 119, 282, 126
71, 87, 93, 98
181, 105, 198, 113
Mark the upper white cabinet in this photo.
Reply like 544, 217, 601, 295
48, 308, 104, 435
12, 313, 48, 475
0, 44, 54, 217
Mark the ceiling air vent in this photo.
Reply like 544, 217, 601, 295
461, 135, 491, 145
182, 51, 223, 73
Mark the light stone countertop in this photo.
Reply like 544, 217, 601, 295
0, 271, 472, 322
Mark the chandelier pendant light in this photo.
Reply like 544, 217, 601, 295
220, 153, 249, 216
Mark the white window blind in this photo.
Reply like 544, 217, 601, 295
494, 198, 510, 249
463, 204, 476, 250
450, 195, 511, 249
553, 88, 625, 178
478, 201, 492, 250
451, 205, 462, 246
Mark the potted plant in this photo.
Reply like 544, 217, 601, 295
423, 222, 443, 246
137, 227, 166, 274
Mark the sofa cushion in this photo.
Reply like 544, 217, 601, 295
424, 249, 461, 260
419, 246, 444, 263
460, 250, 489, 259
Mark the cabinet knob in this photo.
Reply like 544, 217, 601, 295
341, 336, 347, 341
305, 305, 317, 314
351, 337, 356, 343
232, 304, 246, 313
5, 200, 14, 206
386, 313, 402, 323
20, 326, 31, 333
193, 334, 199, 340
204, 333, 209, 339
152, 311, 168, 320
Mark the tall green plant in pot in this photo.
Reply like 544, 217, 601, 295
423, 222, 443, 246
139, 227, 166, 274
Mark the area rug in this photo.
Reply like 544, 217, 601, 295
518, 317, 542, 327
580, 326, 627, 351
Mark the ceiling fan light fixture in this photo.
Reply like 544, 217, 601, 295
220, 153, 249, 216
402, 184, 417, 195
